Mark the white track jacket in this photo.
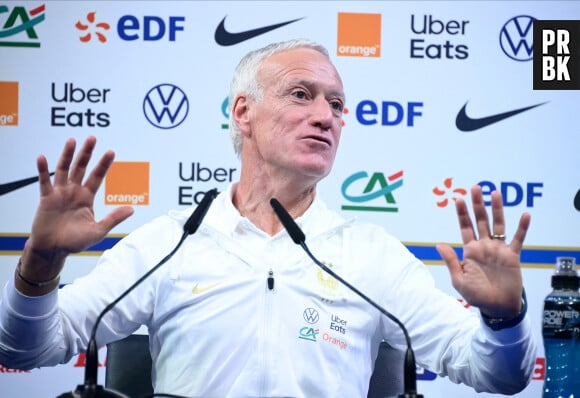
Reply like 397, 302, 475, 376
0, 184, 536, 397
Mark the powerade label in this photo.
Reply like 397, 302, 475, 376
543, 299, 580, 339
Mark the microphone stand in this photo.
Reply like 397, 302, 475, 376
57, 189, 218, 398
303, 243, 423, 398
270, 198, 424, 398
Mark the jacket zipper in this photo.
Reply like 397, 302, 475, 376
260, 268, 275, 395
267, 268, 275, 290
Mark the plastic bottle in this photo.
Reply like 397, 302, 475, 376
542, 256, 580, 398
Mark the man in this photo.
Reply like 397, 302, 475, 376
0, 39, 535, 397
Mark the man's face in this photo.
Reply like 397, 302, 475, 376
243, 47, 345, 182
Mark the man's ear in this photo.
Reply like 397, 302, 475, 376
232, 94, 252, 136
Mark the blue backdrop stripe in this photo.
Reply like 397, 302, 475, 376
1, 235, 577, 267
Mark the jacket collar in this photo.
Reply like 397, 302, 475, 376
203, 183, 353, 241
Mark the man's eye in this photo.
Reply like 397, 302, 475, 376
331, 101, 344, 112
293, 90, 307, 99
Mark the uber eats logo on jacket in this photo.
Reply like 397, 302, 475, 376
341, 171, 404, 213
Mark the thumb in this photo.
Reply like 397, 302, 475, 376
436, 243, 462, 284
98, 206, 134, 234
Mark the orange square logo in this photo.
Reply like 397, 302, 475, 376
337, 13, 381, 58
105, 162, 150, 205
0, 82, 19, 126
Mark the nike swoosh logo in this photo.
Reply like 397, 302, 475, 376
574, 189, 580, 211
455, 102, 547, 132
0, 172, 54, 196
192, 281, 223, 294
214, 16, 304, 46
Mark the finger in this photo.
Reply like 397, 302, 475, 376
454, 196, 476, 243
97, 206, 134, 235
36, 155, 53, 197
436, 243, 462, 288
471, 185, 491, 240
509, 212, 531, 253
491, 190, 506, 237
53, 138, 76, 187
69, 136, 97, 185
84, 149, 115, 195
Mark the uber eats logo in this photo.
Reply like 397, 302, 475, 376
410, 14, 469, 60
50, 83, 111, 127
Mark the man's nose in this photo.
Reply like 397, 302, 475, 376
309, 97, 334, 129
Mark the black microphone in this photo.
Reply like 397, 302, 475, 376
57, 188, 218, 398
270, 198, 424, 398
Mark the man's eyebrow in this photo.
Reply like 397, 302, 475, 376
291, 78, 345, 98
326, 89, 346, 104
330, 90, 346, 100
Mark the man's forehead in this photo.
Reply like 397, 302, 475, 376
260, 50, 344, 93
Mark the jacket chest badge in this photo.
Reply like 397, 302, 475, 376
317, 261, 339, 302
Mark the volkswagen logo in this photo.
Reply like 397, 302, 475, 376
143, 83, 189, 129
303, 308, 320, 324
499, 15, 535, 62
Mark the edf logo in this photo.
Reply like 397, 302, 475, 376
478, 181, 543, 207
355, 100, 423, 126
117, 15, 185, 41
75, 12, 185, 43
533, 20, 580, 90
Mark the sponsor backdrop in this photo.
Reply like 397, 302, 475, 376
1, 1, 579, 397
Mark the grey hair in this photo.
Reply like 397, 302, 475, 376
228, 39, 331, 156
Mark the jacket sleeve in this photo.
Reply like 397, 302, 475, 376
0, 216, 179, 370
0, 279, 67, 369
375, 235, 537, 395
